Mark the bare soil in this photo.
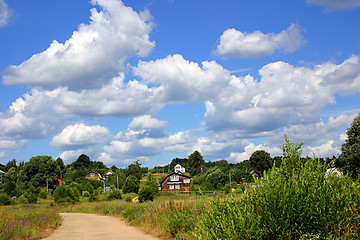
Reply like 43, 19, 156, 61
43, 213, 161, 240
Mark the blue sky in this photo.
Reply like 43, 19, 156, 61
0, 0, 359, 168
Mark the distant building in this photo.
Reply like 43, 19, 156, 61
105, 169, 114, 176
85, 171, 104, 181
174, 164, 186, 173
250, 170, 261, 180
160, 172, 191, 192
325, 167, 342, 178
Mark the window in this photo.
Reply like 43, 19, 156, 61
170, 175, 179, 181
175, 184, 180, 189
183, 179, 190, 184
169, 185, 174, 190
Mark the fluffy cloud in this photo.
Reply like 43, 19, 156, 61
215, 24, 306, 58
0, 139, 27, 149
0, 139, 27, 159
50, 123, 111, 150
228, 143, 282, 162
204, 56, 360, 134
2, 0, 154, 90
133, 54, 231, 103
306, 0, 360, 11
129, 115, 167, 130
0, 0, 11, 27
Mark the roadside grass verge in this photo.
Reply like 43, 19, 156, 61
0, 204, 61, 240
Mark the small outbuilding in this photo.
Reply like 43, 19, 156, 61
160, 172, 191, 192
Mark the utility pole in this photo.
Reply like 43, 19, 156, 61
117, 174, 119, 189
229, 173, 231, 188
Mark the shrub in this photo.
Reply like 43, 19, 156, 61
125, 196, 132, 202
138, 185, 156, 203
107, 189, 122, 200
0, 193, 13, 205
53, 185, 79, 203
17, 195, 28, 204
89, 194, 98, 202
39, 188, 47, 199
122, 175, 140, 194
82, 191, 90, 197
195, 136, 360, 239
24, 192, 38, 204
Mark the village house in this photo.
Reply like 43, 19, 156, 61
85, 171, 104, 181
160, 172, 191, 192
174, 164, 186, 173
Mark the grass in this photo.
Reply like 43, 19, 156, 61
0, 203, 61, 240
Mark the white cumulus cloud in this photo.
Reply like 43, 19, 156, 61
215, 24, 306, 58
2, 0, 154, 90
50, 123, 111, 150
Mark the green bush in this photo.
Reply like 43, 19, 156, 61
195, 136, 360, 239
138, 185, 156, 203
39, 188, 47, 199
122, 175, 140, 194
125, 196, 132, 202
0, 193, 13, 205
53, 185, 79, 203
24, 192, 38, 204
82, 191, 90, 197
89, 193, 98, 202
107, 189, 122, 200
17, 195, 28, 204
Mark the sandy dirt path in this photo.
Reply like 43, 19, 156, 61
44, 213, 161, 240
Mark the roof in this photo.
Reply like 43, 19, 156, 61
85, 170, 104, 180
160, 172, 191, 185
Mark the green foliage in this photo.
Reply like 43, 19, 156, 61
122, 175, 140, 194
138, 185, 156, 203
39, 188, 47, 199
89, 193, 98, 202
0, 193, 13, 205
107, 189, 122, 200
166, 209, 195, 238
339, 114, 360, 179
24, 192, 37, 204
195, 137, 360, 239
18, 156, 60, 189
3, 181, 17, 197
249, 150, 272, 176
188, 151, 205, 176
126, 160, 142, 180
83, 181, 94, 194
82, 191, 90, 197
53, 184, 79, 203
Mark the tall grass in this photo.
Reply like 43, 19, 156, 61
194, 137, 360, 239
0, 204, 61, 240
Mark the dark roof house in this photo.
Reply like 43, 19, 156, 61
160, 172, 191, 192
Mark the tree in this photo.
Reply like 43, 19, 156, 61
188, 151, 205, 175
126, 160, 142, 180
339, 115, 360, 179
122, 175, 140, 194
73, 154, 91, 170
249, 150, 272, 176
18, 156, 60, 189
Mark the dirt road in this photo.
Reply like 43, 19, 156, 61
44, 213, 161, 240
